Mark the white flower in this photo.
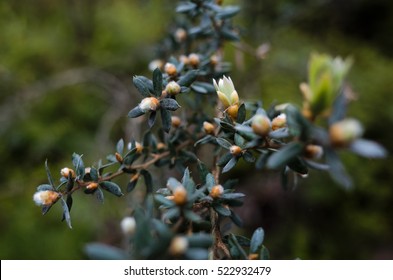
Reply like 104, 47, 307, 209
213, 76, 239, 108
33, 190, 60, 206
120, 217, 136, 235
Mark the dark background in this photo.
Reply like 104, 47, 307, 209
0, 0, 392, 259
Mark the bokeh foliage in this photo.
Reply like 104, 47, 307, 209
1, 0, 392, 259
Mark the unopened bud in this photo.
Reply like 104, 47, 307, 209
86, 182, 99, 191
115, 152, 123, 163
252, 114, 271, 136
165, 81, 181, 96
188, 53, 200, 67
135, 142, 143, 154
60, 167, 75, 179
33, 190, 60, 206
120, 217, 136, 236
210, 55, 219, 66
210, 184, 224, 199
139, 97, 160, 112
230, 145, 242, 156
148, 59, 164, 72
227, 104, 239, 120
304, 144, 324, 159
157, 142, 166, 150
271, 113, 287, 131
203, 121, 215, 135
175, 28, 187, 43
179, 55, 189, 65
164, 63, 177, 76
169, 236, 188, 255
329, 118, 364, 147
171, 116, 181, 128
173, 186, 188, 206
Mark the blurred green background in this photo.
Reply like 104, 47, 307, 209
0, 0, 392, 259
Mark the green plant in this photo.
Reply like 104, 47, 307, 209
33, 0, 387, 260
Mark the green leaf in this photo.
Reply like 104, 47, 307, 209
217, 152, 232, 167
72, 153, 85, 179
163, 207, 180, 220
128, 106, 144, 118
133, 76, 151, 97
205, 173, 216, 191
216, 5, 241, 19
259, 245, 270, 260
220, 193, 245, 200
116, 139, 124, 155
99, 181, 123, 197
176, 1, 197, 13
141, 170, 153, 193
222, 156, 238, 173
250, 227, 264, 253
325, 148, 353, 189
216, 137, 232, 149
127, 176, 139, 193
60, 198, 72, 229
148, 111, 157, 128
90, 167, 99, 181
243, 151, 255, 163
187, 234, 212, 248
228, 233, 248, 259
184, 210, 202, 223
84, 243, 127, 260
95, 187, 104, 204
194, 135, 214, 146
256, 152, 270, 170
37, 184, 54, 191
236, 103, 246, 123
267, 142, 304, 169
220, 27, 240, 41
154, 194, 175, 208
167, 177, 182, 191
349, 139, 387, 158
160, 98, 180, 111
177, 70, 199, 87
45, 159, 55, 187
161, 109, 172, 133
213, 204, 231, 216
287, 157, 309, 175
192, 81, 215, 94
153, 68, 163, 97
66, 173, 74, 192
197, 160, 210, 184
230, 210, 243, 227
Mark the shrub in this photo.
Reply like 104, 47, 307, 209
33, 0, 386, 260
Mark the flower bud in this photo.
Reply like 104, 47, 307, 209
86, 182, 99, 191
252, 114, 271, 136
139, 97, 160, 112
248, 253, 259, 260
329, 118, 364, 147
304, 144, 324, 159
148, 59, 164, 72
33, 190, 60, 206
227, 104, 239, 120
165, 81, 181, 96
179, 55, 189, 65
120, 217, 136, 236
115, 152, 123, 163
203, 121, 215, 135
60, 167, 75, 179
173, 186, 188, 206
164, 62, 177, 76
175, 28, 187, 43
230, 145, 242, 156
210, 55, 219, 66
213, 76, 239, 109
171, 116, 181, 128
157, 142, 166, 150
188, 53, 200, 67
169, 236, 188, 255
210, 184, 224, 199
271, 113, 287, 131
135, 142, 143, 154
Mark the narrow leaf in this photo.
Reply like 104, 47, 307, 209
99, 181, 123, 197
45, 159, 55, 187
116, 139, 124, 155
160, 98, 181, 111
213, 204, 231, 216
266, 142, 304, 169
95, 187, 104, 203
148, 111, 157, 128
325, 148, 353, 189
236, 103, 246, 123
222, 156, 238, 173
153, 68, 163, 96
177, 70, 198, 87
216, 137, 232, 149
133, 76, 151, 97
250, 227, 265, 253
141, 170, 153, 193
60, 198, 72, 229
128, 106, 144, 118
349, 139, 387, 158
217, 152, 232, 166
161, 109, 171, 133
154, 194, 175, 208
